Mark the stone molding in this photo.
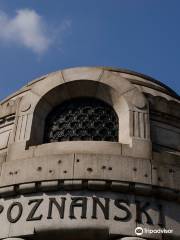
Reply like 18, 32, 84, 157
1, 66, 178, 103
120, 237, 147, 240
0, 114, 15, 127
4, 238, 25, 240
0, 179, 178, 203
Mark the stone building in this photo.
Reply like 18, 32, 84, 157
0, 67, 179, 240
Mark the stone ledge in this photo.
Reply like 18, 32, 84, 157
88, 180, 107, 190
134, 183, 152, 196
18, 182, 36, 194
0, 186, 15, 197
0, 180, 179, 203
38, 180, 59, 191
111, 181, 130, 192
63, 180, 84, 190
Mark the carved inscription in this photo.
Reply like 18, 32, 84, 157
26, 199, 43, 221
0, 196, 165, 227
7, 202, 23, 223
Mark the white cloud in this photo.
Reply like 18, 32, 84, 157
0, 9, 52, 54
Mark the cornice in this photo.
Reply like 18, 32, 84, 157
0, 179, 179, 203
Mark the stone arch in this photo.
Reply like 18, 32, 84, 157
28, 79, 122, 146
14, 67, 149, 148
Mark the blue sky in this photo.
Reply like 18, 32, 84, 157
0, 0, 180, 100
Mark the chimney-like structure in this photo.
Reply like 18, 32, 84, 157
0, 67, 179, 240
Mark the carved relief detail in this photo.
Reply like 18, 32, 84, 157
131, 111, 150, 139
15, 113, 33, 141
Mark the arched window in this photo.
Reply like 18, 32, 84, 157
44, 97, 118, 143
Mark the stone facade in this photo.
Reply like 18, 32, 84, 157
0, 67, 179, 240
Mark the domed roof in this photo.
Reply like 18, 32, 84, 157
1, 66, 179, 104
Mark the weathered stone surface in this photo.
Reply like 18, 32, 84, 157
0, 191, 178, 239
0, 66, 179, 239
